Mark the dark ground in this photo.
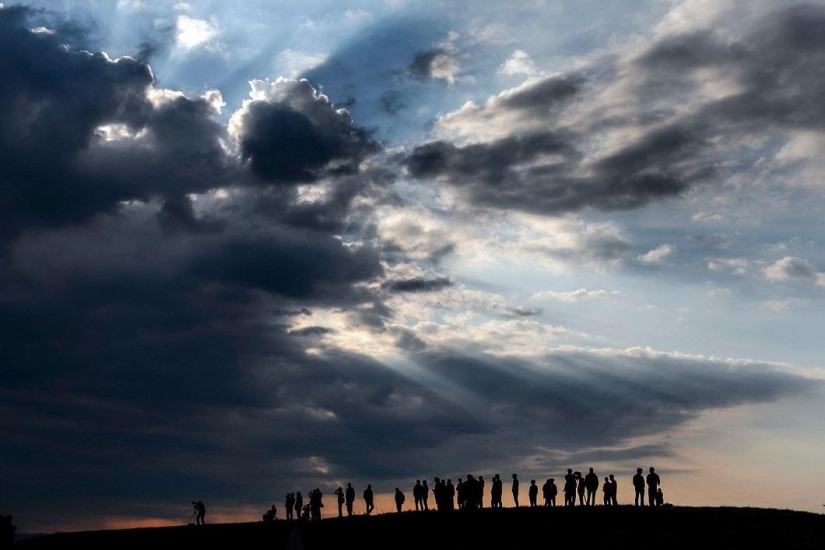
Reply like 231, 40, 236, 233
13, 506, 825, 549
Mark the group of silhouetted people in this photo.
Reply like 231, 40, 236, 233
254, 466, 666, 523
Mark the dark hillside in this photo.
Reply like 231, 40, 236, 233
15, 506, 825, 550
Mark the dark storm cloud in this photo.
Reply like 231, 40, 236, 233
408, 347, 816, 473
0, 9, 400, 530
382, 276, 453, 292
0, 7, 240, 247
405, 4, 825, 216
235, 78, 380, 184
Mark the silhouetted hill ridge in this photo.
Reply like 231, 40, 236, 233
14, 506, 825, 549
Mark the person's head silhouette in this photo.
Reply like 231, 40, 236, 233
589, 468, 594, 473
649, 467, 655, 473
512, 473, 518, 479
637, 468, 643, 474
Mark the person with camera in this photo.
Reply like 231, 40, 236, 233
191, 500, 206, 525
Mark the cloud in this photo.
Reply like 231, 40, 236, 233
499, 50, 537, 76
229, 78, 379, 184
273, 49, 328, 78
175, 15, 220, 50
531, 289, 616, 302
764, 256, 822, 283
382, 276, 453, 293
408, 42, 463, 85
636, 244, 676, 265
707, 257, 749, 275
406, 4, 825, 217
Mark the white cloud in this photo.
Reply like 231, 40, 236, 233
173, 3, 192, 11
764, 256, 820, 282
499, 50, 537, 76
175, 15, 220, 51
707, 257, 749, 275
531, 288, 617, 302
428, 42, 464, 85
637, 244, 676, 265
274, 49, 327, 78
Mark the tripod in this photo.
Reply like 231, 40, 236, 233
187, 508, 198, 525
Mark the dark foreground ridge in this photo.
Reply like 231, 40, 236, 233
14, 506, 825, 550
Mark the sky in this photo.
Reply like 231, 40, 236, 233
2, 0, 825, 534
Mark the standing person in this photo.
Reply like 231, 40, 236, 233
310, 488, 323, 521
422, 480, 430, 511
528, 480, 538, 507
584, 468, 599, 506
548, 478, 558, 507
285, 493, 295, 520
564, 469, 576, 506
609, 475, 618, 506
295, 492, 304, 519
335, 487, 345, 518
447, 479, 456, 510
456, 478, 465, 510
192, 500, 206, 525
511, 474, 520, 507
414, 480, 423, 511
394, 487, 406, 513
602, 477, 611, 506
633, 468, 646, 506
646, 467, 661, 508
364, 484, 375, 515
345, 483, 355, 516
478, 476, 485, 508
433, 477, 441, 511
576, 472, 586, 506
491, 474, 502, 508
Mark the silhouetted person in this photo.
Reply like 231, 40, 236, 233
564, 469, 576, 506
285, 493, 295, 520
512, 474, 520, 507
576, 472, 586, 506
647, 467, 661, 508
192, 500, 206, 525
309, 488, 323, 521
584, 468, 599, 506
263, 505, 277, 522
602, 477, 611, 505
478, 475, 485, 508
491, 474, 503, 508
447, 479, 456, 511
364, 484, 375, 515
633, 468, 646, 506
295, 492, 304, 519
457, 478, 465, 510
395, 487, 406, 512
548, 478, 558, 506
464, 474, 480, 510
528, 480, 538, 507
656, 488, 664, 507
345, 483, 355, 516
422, 480, 430, 510
609, 475, 618, 506
335, 486, 345, 517
414, 479, 423, 511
